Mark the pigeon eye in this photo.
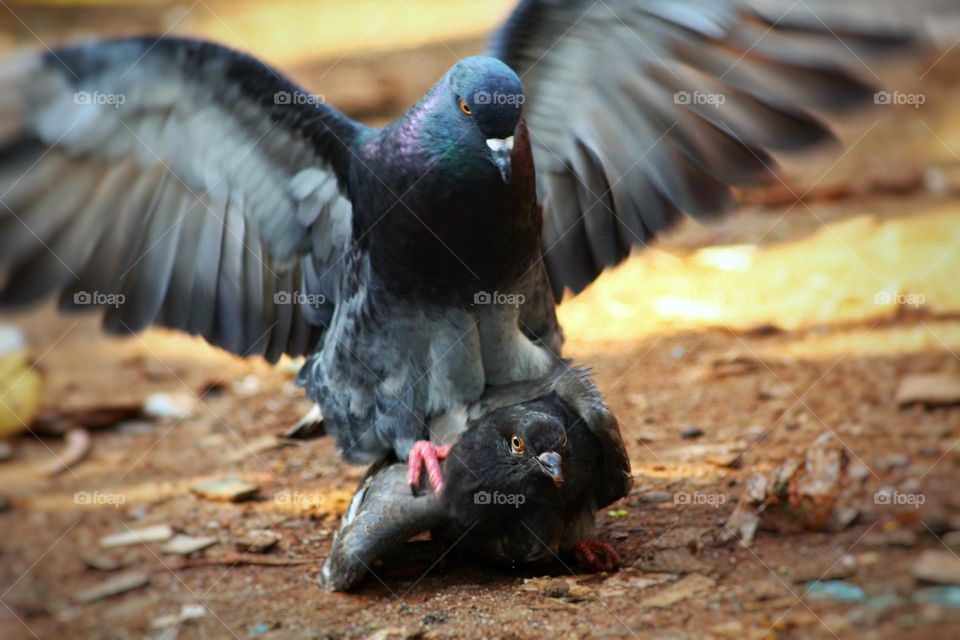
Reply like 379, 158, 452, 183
561, 433, 569, 448
458, 97, 473, 116
510, 435, 525, 454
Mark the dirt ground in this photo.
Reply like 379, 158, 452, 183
3, 3, 960, 639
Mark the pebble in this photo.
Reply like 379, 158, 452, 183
913, 586, 960, 608
74, 570, 149, 603
912, 550, 960, 585
100, 524, 175, 548
680, 427, 705, 440
115, 420, 155, 435
161, 534, 218, 555
83, 553, 121, 571
805, 580, 865, 603
234, 530, 281, 554
642, 491, 674, 504
942, 531, 960, 549
143, 392, 195, 420
151, 604, 207, 629
896, 373, 960, 407
191, 477, 259, 502
638, 574, 714, 609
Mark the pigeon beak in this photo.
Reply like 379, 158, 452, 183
537, 451, 564, 487
486, 136, 514, 184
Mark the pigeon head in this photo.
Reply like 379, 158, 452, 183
444, 402, 569, 511
444, 56, 525, 183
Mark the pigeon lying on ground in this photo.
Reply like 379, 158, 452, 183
320, 364, 631, 591
0, 2, 916, 489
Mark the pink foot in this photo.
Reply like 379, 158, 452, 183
574, 540, 621, 572
407, 440, 452, 496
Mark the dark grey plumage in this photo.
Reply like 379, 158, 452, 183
320, 365, 631, 591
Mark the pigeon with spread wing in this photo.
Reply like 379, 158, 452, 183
0, 1, 915, 489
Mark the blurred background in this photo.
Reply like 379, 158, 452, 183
2, 1, 960, 639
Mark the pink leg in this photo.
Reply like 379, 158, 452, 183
407, 441, 452, 496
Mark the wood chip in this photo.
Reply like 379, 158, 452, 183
74, 570, 149, 603
638, 574, 715, 609
161, 534, 218, 555
225, 436, 295, 463
44, 428, 91, 477
169, 553, 321, 569
191, 477, 259, 502
896, 374, 960, 407
100, 525, 175, 548
912, 550, 960, 585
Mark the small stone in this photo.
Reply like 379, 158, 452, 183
100, 524, 175, 548
638, 574, 714, 608
74, 570, 149, 603
896, 373, 960, 407
876, 453, 909, 470
83, 553, 121, 571
161, 534, 218, 555
805, 580, 865, 602
151, 604, 207, 629
942, 531, 960, 549
913, 550, 960, 585
247, 622, 275, 638
191, 477, 259, 502
886, 528, 918, 548
791, 555, 857, 582
706, 451, 742, 468
680, 427, 705, 440
642, 491, 674, 504
234, 530, 280, 554
115, 420, 155, 435
143, 392, 195, 420
913, 586, 960, 608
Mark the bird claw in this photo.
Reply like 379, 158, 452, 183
407, 440, 452, 496
573, 539, 621, 572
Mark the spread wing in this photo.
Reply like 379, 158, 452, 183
0, 37, 362, 361
320, 460, 444, 591
490, 0, 915, 299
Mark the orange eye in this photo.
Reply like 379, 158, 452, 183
510, 435, 525, 454
459, 97, 473, 116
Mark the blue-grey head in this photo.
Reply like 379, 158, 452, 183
445, 56, 525, 183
